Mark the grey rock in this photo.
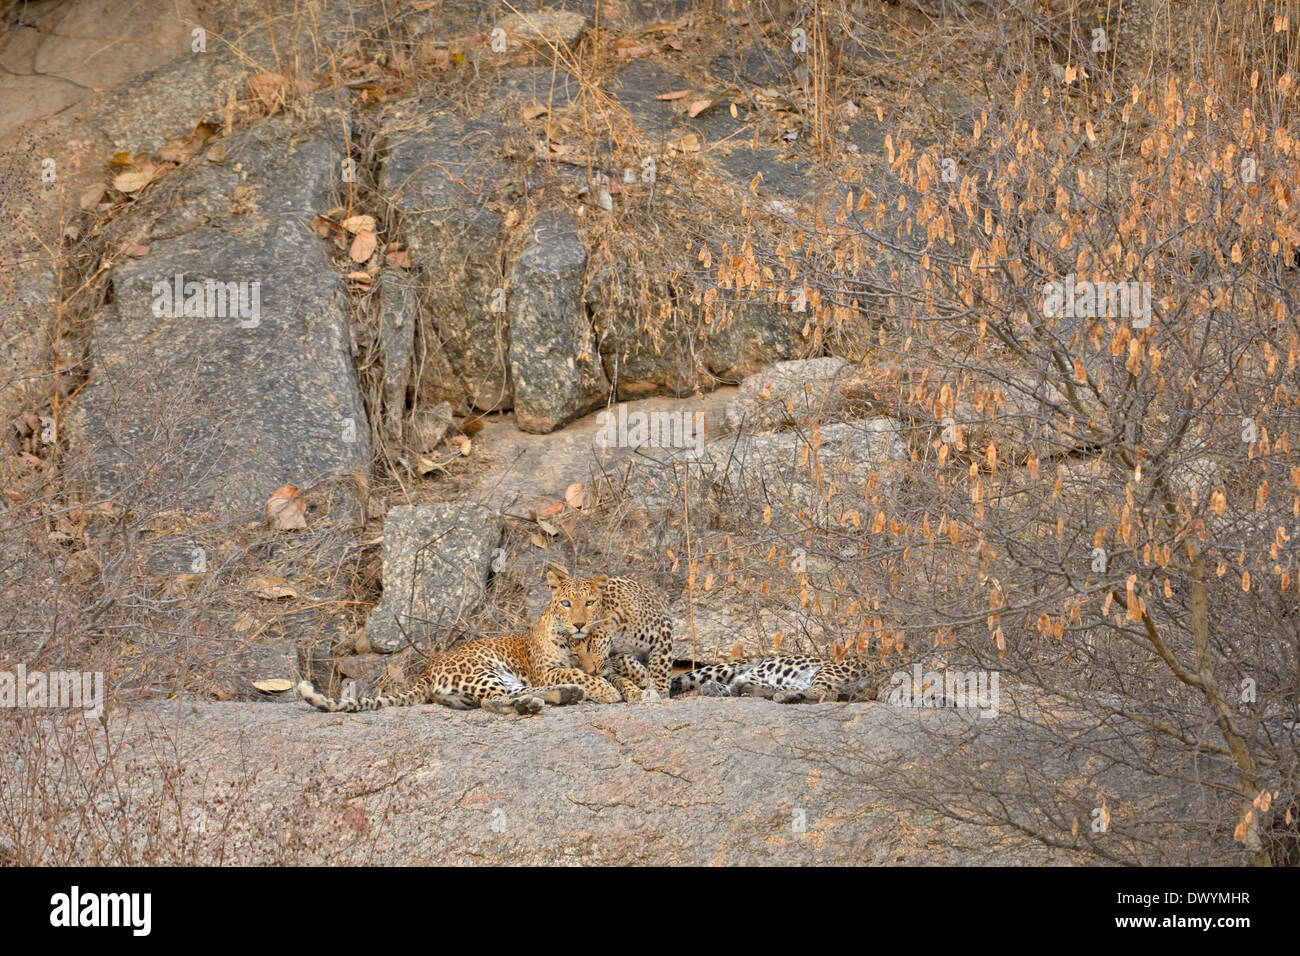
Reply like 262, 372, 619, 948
464, 389, 732, 515
494, 9, 589, 50
609, 61, 689, 139
365, 503, 503, 653
140, 535, 216, 576
488, 66, 585, 115
408, 401, 455, 452
378, 271, 418, 442
696, 289, 811, 383
587, 259, 705, 398
89, 53, 241, 156
724, 357, 852, 431
70, 216, 369, 520
0, 261, 56, 415
19, 694, 1230, 865
127, 110, 351, 242
703, 419, 906, 524
709, 41, 800, 89
379, 113, 510, 411
401, 0, 498, 38
717, 146, 817, 207
508, 208, 607, 433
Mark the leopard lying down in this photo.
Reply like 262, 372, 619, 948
670, 654, 880, 704
298, 569, 624, 716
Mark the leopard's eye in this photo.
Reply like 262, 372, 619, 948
561, 600, 571, 608
586, 599, 596, 606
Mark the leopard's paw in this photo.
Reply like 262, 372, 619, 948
513, 695, 545, 716
556, 684, 585, 705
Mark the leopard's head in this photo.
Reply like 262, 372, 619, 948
544, 568, 609, 659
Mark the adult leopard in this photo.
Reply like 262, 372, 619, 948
298, 569, 623, 716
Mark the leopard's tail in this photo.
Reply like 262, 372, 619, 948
297, 680, 428, 713
669, 663, 744, 696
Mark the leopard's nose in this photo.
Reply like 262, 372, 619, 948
573, 620, 586, 631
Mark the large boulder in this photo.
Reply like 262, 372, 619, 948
379, 112, 510, 411
724, 356, 853, 431
508, 208, 608, 433
13, 694, 1231, 865
703, 419, 907, 525
70, 219, 369, 520
365, 503, 503, 653
377, 270, 418, 442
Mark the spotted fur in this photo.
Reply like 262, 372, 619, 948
670, 654, 878, 704
568, 576, 674, 700
298, 570, 623, 717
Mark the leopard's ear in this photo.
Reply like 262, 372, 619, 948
545, 569, 564, 590
592, 574, 610, 589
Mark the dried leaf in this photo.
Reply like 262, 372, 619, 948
249, 576, 299, 600
686, 98, 713, 118
655, 89, 692, 101
112, 170, 153, 194
310, 215, 342, 238
79, 184, 107, 210
564, 482, 585, 509
266, 485, 307, 530
252, 679, 294, 693
349, 229, 378, 262
342, 214, 376, 235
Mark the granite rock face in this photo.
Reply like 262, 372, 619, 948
379, 113, 510, 411
703, 419, 907, 525
12, 695, 1228, 865
71, 218, 369, 520
378, 270, 418, 442
508, 208, 608, 433
69, 102, 369, 520
724, 357, 853, 431
365, 502, 503, 653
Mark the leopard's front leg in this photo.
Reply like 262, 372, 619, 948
606, 655, 657, 702
536, 667, 622, 704
647, 643, 673, 699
